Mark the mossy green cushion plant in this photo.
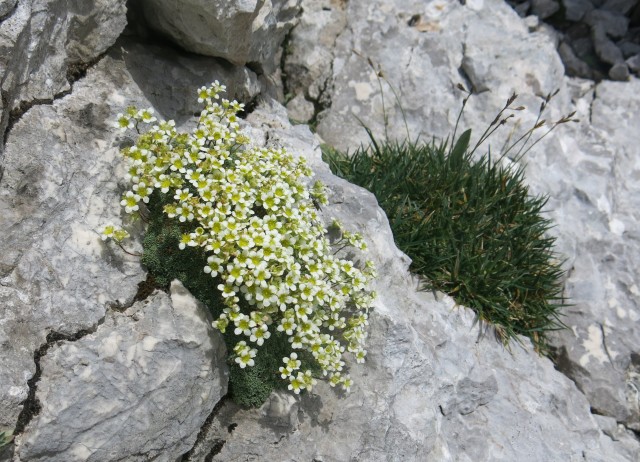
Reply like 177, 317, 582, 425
323, 93, 570, 352
103, 82, 376, 406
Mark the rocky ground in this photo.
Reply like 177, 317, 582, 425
507, 0, 640, 81
1, 0, 639, 461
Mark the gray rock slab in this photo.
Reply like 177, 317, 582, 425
184, 101, 640, 461
139, 0, 301, 74
619, 41, 640, 59
609, 61, 630, 80
283, 0, 347, 102
285, 93, 315, 122
0, 0, 127, 154
559, 41, 594, 78
627, 54, 640, 73
0, 63, 146, 433
538, 78, 640, 430
601, 0, 637, 15
312, 0, 563, 154
14, 281, 227, 462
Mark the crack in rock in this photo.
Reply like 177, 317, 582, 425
2, 51, 108, 145
11, 273, 157, 439
12, 321, 105, 436
180, 394, 230, 461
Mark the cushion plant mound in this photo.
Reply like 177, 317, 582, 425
323, 129, 566, 352
103, 82, 376, 406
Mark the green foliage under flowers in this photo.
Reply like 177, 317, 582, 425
103, 82, 376, 406
141, 192, 320, 407
323, 124, 567, 351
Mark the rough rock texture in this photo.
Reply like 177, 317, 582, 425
0, 0, 17, 18
537, 78, 640, 431
0, 0, 128, 154
139, 0, 301, 73
15, 281, 227, 462
2, 0, 640, 460
285, 0, 640, 445
0, 36, 259, 460
507, 0, 640, 81
289, 0, 565, 154
183, 101, 639, 461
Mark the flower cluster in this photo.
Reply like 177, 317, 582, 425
104, 82, 376, 393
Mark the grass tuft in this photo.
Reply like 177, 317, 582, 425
323, 130, 567, 352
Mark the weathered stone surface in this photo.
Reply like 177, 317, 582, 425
182, 101, 640, 461
627, 54, 640, 73
139, 0, 301, 73
585, 9, 630, 38
562, 0, 594, 22
601, 0, 637, 15
592, 24, 625, 65
0, 0, 127, 154
308, 0, 563, 153
0, 63, 145, 435
118, 39, 261, 126
283, 0, 347, 103
609, 61, 630, 80
0, 35, 259, 457
285, 92, 315, 122
559, 41, 594, 78
14, 281, 227, 462
0, 0, 17, 18
531, 0, 560, 19
538, 78, 640, 430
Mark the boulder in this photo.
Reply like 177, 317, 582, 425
592, 24, 625, 65
608, 61, 630, 80
562, 0, 594, 22
15, 281, 227, 462
0, 0, 128, 155
585, 9, 630, 39
138, 0, 301, 74
531, 0, 560, 19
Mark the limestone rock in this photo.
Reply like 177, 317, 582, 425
139, 0, 301, 73
0, 0, 17, 18
15, 281, 227, 462
0, 0, 127, 154
285, 93, 315, 122
540, 78, 640, 430
592, 24, 625, 65
283, 0, 347, 102
310, 0, 563, 153
608, 61, 630, 80
627, 54, 640, 74
559, 41, 594, 78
